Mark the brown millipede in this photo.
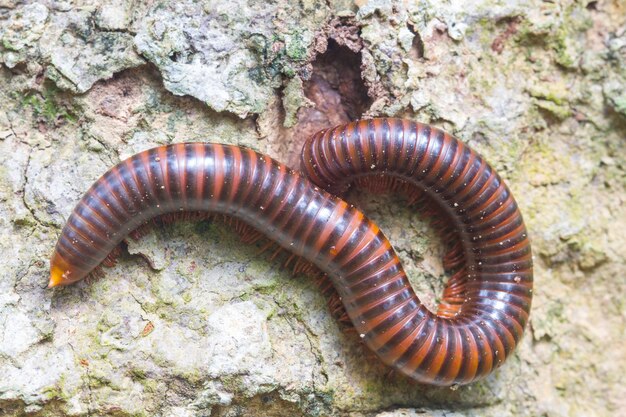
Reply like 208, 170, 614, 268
301, 118, 532, 385
50, 119, 532, 386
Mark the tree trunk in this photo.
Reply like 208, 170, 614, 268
0, 0, 624, 416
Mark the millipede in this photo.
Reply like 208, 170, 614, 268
49, 118, 532, 386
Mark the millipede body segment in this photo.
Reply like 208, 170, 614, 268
50, 119, 532, 386
301, 118, 533, 385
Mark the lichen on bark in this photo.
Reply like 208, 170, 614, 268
0, 0, 624, 416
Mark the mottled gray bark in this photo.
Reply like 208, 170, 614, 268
0, 0, 624, 416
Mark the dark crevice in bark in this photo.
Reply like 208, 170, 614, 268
279, 38, 372, 166
298, 38, 372, 134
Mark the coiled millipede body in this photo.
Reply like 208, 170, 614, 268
50, 119, 532, 386
301, 118, 532, 385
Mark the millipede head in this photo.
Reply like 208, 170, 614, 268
48, 251, 88, 287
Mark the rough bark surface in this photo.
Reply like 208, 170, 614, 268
0, 1, 624, 416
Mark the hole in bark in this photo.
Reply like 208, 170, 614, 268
280, 39, 372, 166
299, 39, 371, 137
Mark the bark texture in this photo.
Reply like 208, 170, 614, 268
0, 0, 624, 416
